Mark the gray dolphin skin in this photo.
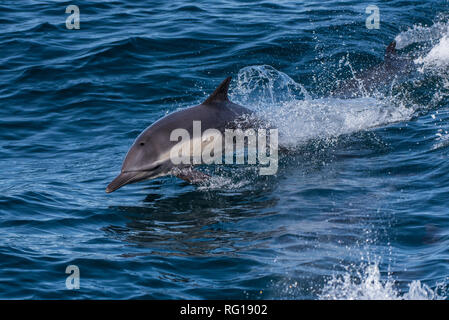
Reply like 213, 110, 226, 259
106, 77, 252, 193
333, 41, 414, 97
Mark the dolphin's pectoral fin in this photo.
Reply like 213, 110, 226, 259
172, 167, 210, 184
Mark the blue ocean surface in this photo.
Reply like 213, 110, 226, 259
1, 0, 449, 299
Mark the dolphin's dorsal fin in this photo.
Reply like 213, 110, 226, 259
385, 41, 397, 60
203, 77, 231, 105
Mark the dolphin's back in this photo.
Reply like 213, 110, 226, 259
137, 77, 253, 153
332, 41, 413, 97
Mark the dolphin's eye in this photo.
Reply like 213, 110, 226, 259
140, 142, 145, 146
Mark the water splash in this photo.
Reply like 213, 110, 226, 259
319, 263, 445, 300
196, 174, 251, 191
227, 17, 449, 151
231, 65, 415, 148
395, 20, 449, 49
397, 18, 449, 113
415, 35, 449, 69
394, 17, 449, 71
231, 65, 310, 107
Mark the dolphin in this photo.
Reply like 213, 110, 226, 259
332, 41, 414, 97
106, 41, 412, 193
106, 77, 252, 193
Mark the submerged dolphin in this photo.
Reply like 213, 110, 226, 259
106, 77, 252, 193
332, 41, 414, 97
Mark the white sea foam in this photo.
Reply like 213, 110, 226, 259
401, 19, 449, 114
319, 263, 445, 300
196, 174, 251, 191
395, 21, 449, 49
394, 18, 449, 70
230, 65, 414, 148
415, 35, 449, 69
256, 97, 413, 147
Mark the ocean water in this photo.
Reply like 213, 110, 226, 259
1, 0, 449, 299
